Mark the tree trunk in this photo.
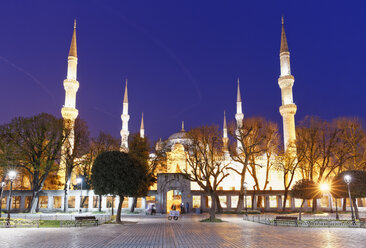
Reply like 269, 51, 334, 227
209, 193, 216, 221
215, 195, 222, 213
29, 191, 40, 214
352, 198, 359, 220
236, 192, 244, 213
116, 195, 124, 224
111, 196, 115, 216
299, 199, 305, 221
130, 197, 137, 213
257, 196, 264, 209
63, 178, 71, 212
342, 198, 346, 211
63, 188, 69, 212
282, 190, 288, 212
312, 198, 317, 213
98, 195, 102, 212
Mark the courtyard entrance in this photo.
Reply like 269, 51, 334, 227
156, 173, 192, 213
166, 190, 182, 212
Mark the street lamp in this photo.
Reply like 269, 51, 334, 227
76, 177, 83, 213
0, 181, 6, 218
243, 182, 248, 216
320, 183, 338, 220
6, 170, 17, 227
344, 175, 355, 224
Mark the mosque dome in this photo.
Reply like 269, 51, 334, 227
168, 130, 187, 140
167, 121, 191, 148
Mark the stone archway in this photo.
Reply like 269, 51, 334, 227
156, 173, 191, 213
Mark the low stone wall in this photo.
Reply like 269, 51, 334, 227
0, 190, 147, 213
1, 189, 364, 213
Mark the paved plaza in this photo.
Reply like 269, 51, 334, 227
0, 215, 365, 248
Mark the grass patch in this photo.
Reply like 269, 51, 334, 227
221, 210, 261, 215
200, 218, 223, 223
39, 220, 62, 228
91, 211, 106, 214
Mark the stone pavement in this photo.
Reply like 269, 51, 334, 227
0, 215, 365, 248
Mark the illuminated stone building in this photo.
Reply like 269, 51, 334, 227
2, 19, 316, 214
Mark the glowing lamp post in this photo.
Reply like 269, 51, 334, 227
320, 183, 338, 219
0, 181, 6, 218
77, 177, 83, 213
344, 175, 355, 224
6, 170, 17, 227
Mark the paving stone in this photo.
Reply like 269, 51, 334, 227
0, 215, 365, 248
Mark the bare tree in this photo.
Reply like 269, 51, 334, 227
274, 142, 305, 211
183, 126, 229, 221
229, 117, 279, 211
247, 120, 280, 208
297, 117, 345, 212
62, 118, 90, 212
0, 113, 66, 213
333, 117, 366, 171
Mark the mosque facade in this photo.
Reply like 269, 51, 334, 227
57, 18, 306, 213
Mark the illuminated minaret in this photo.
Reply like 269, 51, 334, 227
140, 113, 144, 139
223, 111, 229, 154
120, 80, 130, 152
278, 17, 297, 151
60, 20, 79, 181
235, 78, 244, 151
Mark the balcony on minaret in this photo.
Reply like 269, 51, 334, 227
61, 107, 79, 120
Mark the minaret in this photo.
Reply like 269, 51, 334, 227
120, 80, 130, 152
140, 113, 144, 138
223, 111, 229, 154
278, 17, 297, 151
181, 121, 185, 132
235, 78, 244, 151
60, 20, 79, 184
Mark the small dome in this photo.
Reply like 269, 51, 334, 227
168, 131, 187, 140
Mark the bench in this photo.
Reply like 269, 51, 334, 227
359, 218, 366, 228
75, 216, 99, 227
274, 216, 298, 227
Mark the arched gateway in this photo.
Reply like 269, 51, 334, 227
156, 173, 192, 213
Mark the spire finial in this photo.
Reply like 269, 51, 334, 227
68, 19, 78, 57
237, 78, 242, 102
280, 16, 289, 54
223, 110, 227, 129
281, 16, 284, 25
123, 79, 128, 103
181, 121, 185, 132
140, 112, 144, 130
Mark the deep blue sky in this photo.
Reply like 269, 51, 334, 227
0, 1, 365, 142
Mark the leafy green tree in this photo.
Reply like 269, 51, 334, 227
79, 131, 119, 211
128, 133, 152, 212
91, 151, 147, 223
332, 170, 366, 219
290, 179, 321, 220
0, 113, 66, 213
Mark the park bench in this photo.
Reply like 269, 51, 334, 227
359, 218, 366, 228
274, 216, 298, 227
74, 216, 99, 227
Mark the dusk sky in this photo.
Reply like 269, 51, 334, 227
0, 1, 365, 143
